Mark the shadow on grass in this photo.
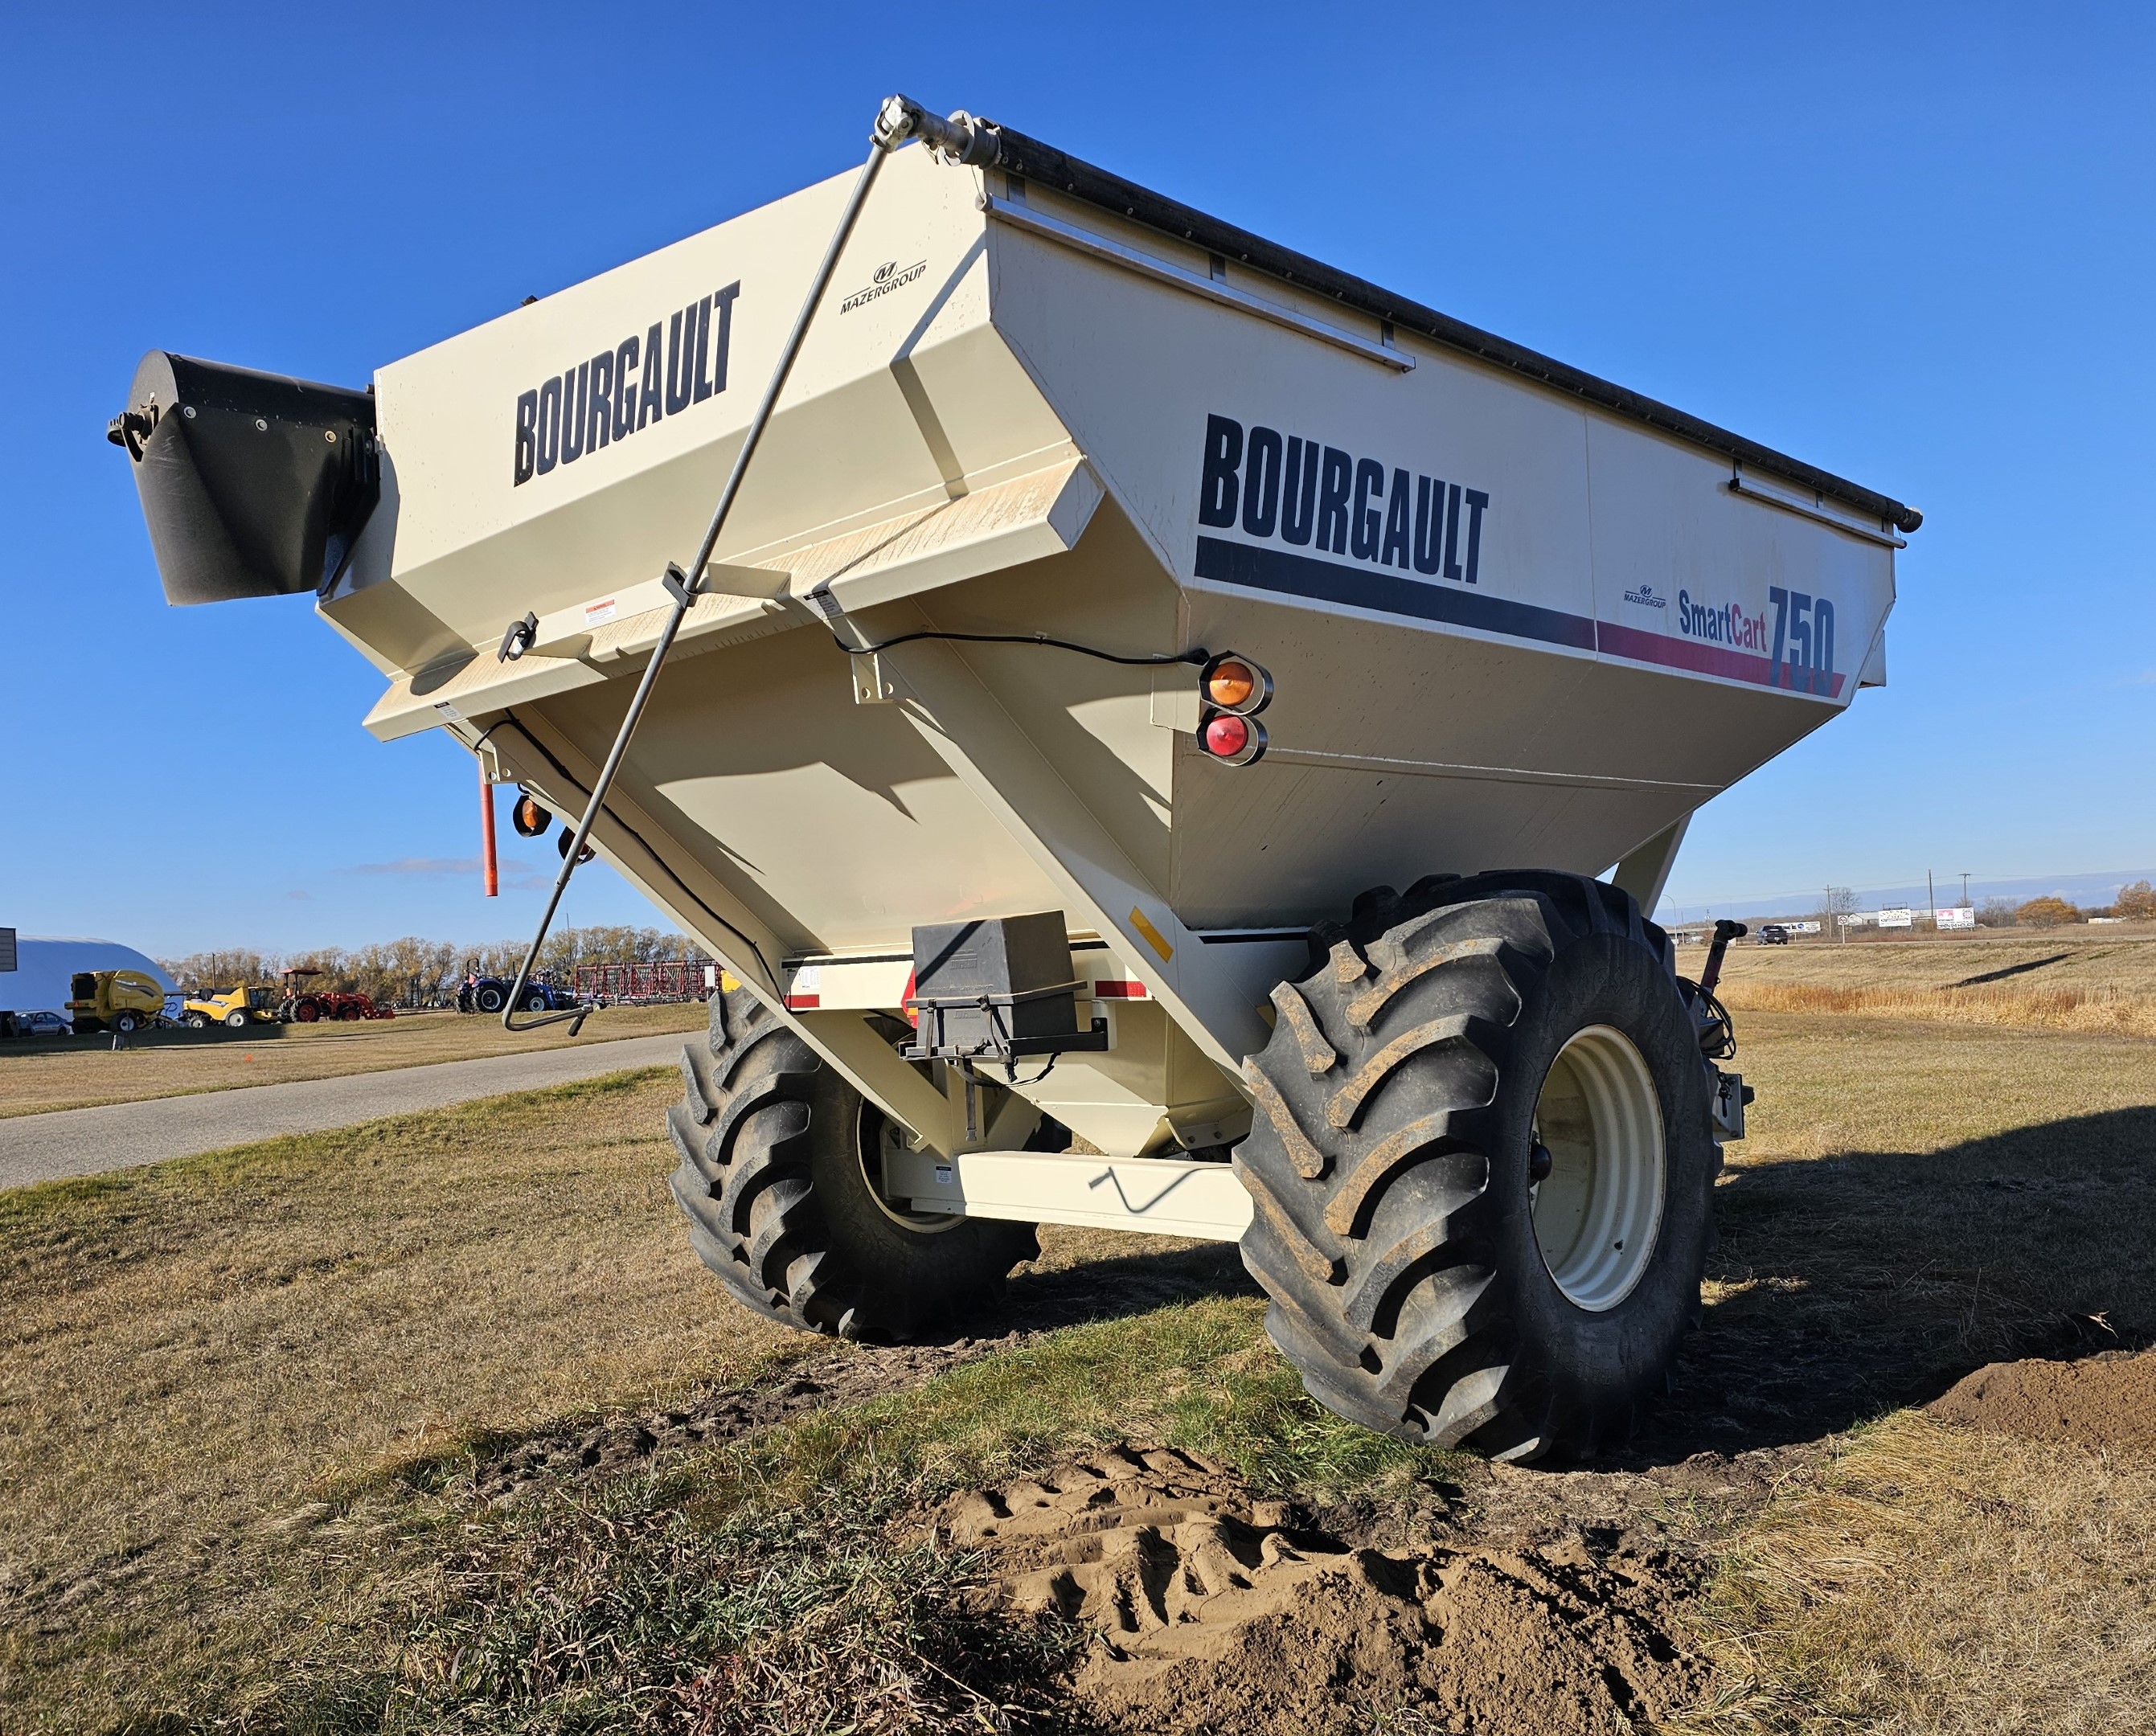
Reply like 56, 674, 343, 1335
883, 1108, 2156, 1469
1949, 951, 2075, 988
998, 1238, 1260, 1336
1626, 1104, 2156, 1466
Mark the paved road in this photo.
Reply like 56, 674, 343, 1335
0, 1033, 687, 1191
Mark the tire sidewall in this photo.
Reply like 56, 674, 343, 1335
1484, 932, 1715, 1421
805, 1088, 1031, 1304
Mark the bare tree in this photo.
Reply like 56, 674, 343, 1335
1818, 886, 1858, 940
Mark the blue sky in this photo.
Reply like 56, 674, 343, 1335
2, 4, 2150, 954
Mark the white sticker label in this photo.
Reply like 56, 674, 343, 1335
583, 597, 619, 628
934, 1164, 955, 1185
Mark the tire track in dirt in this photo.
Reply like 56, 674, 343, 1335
461, 1241, 1252, 1503
464, 1333, 1026, 1503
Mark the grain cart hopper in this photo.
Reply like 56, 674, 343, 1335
109, 96, 1918, 1462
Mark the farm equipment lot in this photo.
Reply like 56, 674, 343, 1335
0, 1000, 707, 1120
4, 1008, 2155, 1732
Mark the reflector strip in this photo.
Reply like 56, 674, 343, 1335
1129, 907, 1175, 963
784, 993, 821, 1009
1093, 981, 1149, 999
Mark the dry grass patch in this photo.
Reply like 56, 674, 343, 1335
1681, 933, 2156, 1040
1680, 1411, 2156, 1733
0, 1066, 808, 1722
0, 999, 708, 1118
1660, 1013, 2156, 1453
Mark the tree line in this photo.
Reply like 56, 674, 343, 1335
1980, 880, 2156, 928
158, 925, 703, 1008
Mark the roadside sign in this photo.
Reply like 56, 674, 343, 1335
1878, 907, 1914, 929
1934, 907, 1976, 931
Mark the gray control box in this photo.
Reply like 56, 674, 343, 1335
904, 912, 1104, 1062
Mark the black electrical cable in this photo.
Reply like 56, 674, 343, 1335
832, 628, 1207, 668
1002, 1052, 1058, 1087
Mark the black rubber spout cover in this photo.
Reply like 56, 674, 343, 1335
112, 350, 379, 605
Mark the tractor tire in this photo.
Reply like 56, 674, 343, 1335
225, 1009, 249, 1030
667, 985, 1039, 1339
474, 984, 506, 1015
183, 1012, 210, 1030
293, 1001, 320, 1023
338, 1004, 363, 1021
1235, 871, 1716, 1464
114, 1012, 141, 1034
523, 989, 547, 1013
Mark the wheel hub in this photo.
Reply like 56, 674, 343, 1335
1530, 1025, 1666, 1312
858, 1103, 962, 1232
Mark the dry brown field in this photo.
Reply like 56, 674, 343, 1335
1680, 926, 2156, 1040
2, 1001, 2153, 1731
0, 999, 708, 1120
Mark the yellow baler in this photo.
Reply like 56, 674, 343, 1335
67, 970, 167, 1035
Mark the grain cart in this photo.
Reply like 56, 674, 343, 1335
109, 97, 1918, 1462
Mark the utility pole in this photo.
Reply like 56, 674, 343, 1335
1927, 870, 1936, 931
1961, 872, 1970, 907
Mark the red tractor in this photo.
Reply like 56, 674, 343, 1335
278, 967, 396, 1023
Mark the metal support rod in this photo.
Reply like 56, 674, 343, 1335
480, 762, 498, 899
500, 95, 947, 1033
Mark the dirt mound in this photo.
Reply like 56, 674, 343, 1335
941, 1444, 1702, 1735
1929, 1349, 2156, 1454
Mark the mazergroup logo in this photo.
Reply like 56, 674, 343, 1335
839, 258, 926, 313
1621, 583, 1667, 610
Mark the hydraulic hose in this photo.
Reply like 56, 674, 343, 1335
499, 94, 967, 1033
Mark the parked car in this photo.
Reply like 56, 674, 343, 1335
15, 1009, 74, 1038
1756, 923, 1792, 945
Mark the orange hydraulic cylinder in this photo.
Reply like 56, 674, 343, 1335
480, 764, 499, 898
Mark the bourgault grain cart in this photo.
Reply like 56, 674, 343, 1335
111, 98, 1918, 1462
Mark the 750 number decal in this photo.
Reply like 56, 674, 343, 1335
1768, 587, 1834, 694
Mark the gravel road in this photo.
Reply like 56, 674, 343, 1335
0, 1033, 686, 1190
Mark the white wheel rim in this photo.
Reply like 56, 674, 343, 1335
1531, 1025, 1666, 1312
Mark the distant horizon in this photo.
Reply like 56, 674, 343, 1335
12, 864, 2154, 962
1652, 866, 2156, 927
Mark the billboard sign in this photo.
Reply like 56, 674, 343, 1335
1935, 907, 1976, 931
1877, 907, 1914, 929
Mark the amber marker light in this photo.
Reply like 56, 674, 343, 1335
1207, 657, 1256, 708
1199, 650, 1273, 716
